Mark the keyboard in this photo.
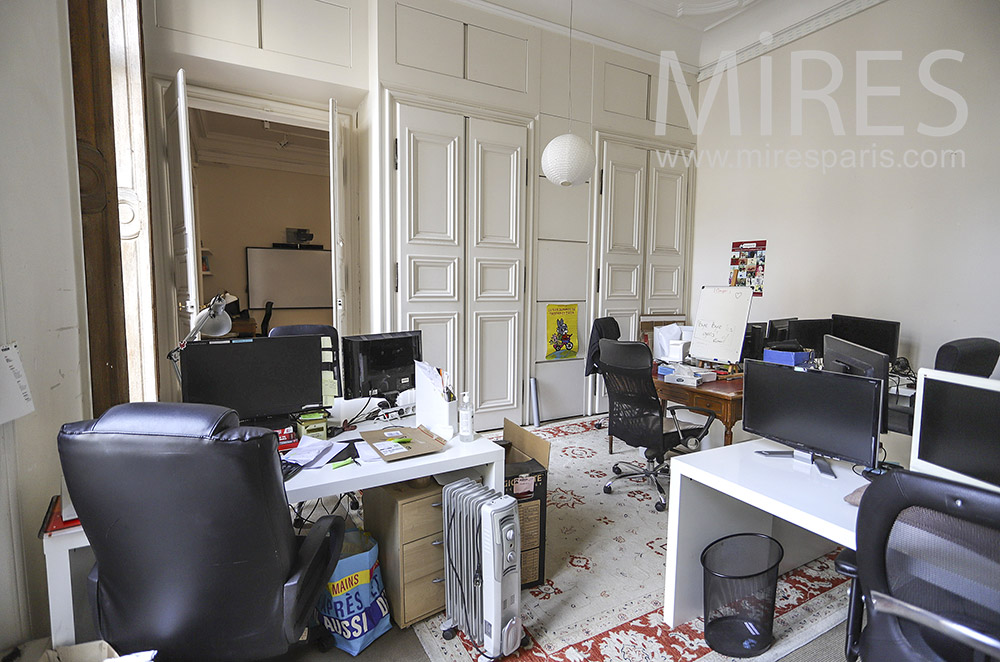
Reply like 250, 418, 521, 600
281, 458, 304, 482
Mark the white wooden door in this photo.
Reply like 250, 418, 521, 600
329, 98, 344, 330
395, 104, 466, 389
466, 117, 527, 430
644, 153, 689, 315
164, 69, 199, 344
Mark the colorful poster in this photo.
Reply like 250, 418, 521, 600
730, 240, 766, 296
545, 304, 578, 360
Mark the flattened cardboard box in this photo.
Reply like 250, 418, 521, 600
502, 419, 550, 589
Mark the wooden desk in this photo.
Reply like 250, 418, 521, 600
655, 377, 743, 446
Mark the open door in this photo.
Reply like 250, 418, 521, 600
329, 99, 344, 332
164, 69, 199, 357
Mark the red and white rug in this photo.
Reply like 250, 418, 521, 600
414, 418, 850, 662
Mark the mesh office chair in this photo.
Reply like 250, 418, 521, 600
585, 316, 621, 443
888, 337, 1000, 434
58, 402, 346, 661
598, 339, 716, 512
836, 470, 1000, 662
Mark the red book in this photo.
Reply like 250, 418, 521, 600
38, 495, 81, 538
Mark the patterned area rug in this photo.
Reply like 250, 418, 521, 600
413, 418, 849, 662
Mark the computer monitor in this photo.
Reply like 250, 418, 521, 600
740, 322, 767, 363
180, 336, 323, 420
823, 335, 890, 434
743, 359, 882, 477
909, 368, 1000, 494
830, 314, 901, 361
786, 318, 833, 358
342, 331, 422, 405
766, 317, 797, 344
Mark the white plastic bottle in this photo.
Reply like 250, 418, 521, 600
458, 391, 474, 442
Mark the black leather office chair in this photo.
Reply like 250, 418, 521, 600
585, 316, 621, 441
836, 470, 1000, 662
269, 324, 342, 396
888, 337, 1000, 434
58, 402, 346, 661
598, 339, 715, 512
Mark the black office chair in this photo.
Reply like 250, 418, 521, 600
598, 339, 716, 512
836, 470, 1000, 662
269, 324, 342, 396
888, 337, 1000, 434
585, 316, 621, 441
58, 402, 346, 661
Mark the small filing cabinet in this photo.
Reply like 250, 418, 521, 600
362, 481, 445, 628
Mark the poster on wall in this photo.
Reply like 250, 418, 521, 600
729, 240, 766, 296
545, 304, 578, 360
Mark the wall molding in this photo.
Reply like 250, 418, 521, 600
698, 0, 889, 81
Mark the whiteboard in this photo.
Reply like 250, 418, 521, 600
689, 286, 754, 364
246, 247, 332, 309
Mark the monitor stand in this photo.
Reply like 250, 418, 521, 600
755, 448, 837, 478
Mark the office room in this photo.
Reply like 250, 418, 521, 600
1, 0, 998, 660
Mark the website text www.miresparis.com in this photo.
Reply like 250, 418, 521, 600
653, 39, 969, 173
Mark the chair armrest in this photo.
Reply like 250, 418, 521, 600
664, 406, 717, 433
283, 514, 346, 644
835, 548, 858, 579
871, 590, 1000, 660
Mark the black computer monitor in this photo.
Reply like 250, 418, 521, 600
786, 318, 833, 358
823, 335, 890, 434
766, 317, 797, 344
180, 336, 323, 420
831, 314, 901, 361
743, 359, 882, 475
342, 331, 422, 405
740, 322, 767, 363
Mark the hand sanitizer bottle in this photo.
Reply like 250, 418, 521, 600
458, 392, 474, 442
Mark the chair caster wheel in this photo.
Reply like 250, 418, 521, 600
612, 465, 623, 475
603, 485, 613, 494
442, 627, 456, 641
655, 501, 666, 512
521, 634, 531, 649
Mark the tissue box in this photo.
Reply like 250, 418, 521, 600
763, 348, 814, 366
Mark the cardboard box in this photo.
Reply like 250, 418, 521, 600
501, 419, 550, 589
763, 348, 814, 366
37, 640, 119, 662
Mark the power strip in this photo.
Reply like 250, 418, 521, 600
375, 404, 416, 421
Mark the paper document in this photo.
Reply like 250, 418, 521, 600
0, 343, 34, 425
353, 440, 383, 464
283, 436, 347, 468
372, 440, 409, 456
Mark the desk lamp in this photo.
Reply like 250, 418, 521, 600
167, 292, 235, 381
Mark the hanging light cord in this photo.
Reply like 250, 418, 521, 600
567, 0, 574, 133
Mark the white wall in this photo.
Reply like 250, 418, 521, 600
690, 0, 1000, 376
0, 0, 91, 644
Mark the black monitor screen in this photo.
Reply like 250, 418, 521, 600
787, 318, 833, 358
831, 314, 901, 361
823, 335, 890, 434
766, 318, 797, 344
916, 376, 1000, 488
180, 336, 323, 420
743, 359, 881, 468
342, 331, 422, 403
741, 322, 767, 363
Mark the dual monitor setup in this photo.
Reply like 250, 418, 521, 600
180, 330, 422, 423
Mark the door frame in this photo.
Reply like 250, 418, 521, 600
147, 79, 360, 399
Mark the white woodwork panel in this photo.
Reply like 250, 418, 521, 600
154, 0, 259, 46
605, 263, 639, 300
408, 312, 459, 383
648, 264, 680, 300
474, 259, 519, 301
648, 167, 684, 256
649, 65, 695, 129
603, 62, 650, 119
607, 162, 644, 254
539, 32, 593, 123
406, 130, 461, 244
261, 0, 352, 67
466, 25, 528, 93
535, 241, 588, 302
395, 4, 464, 77
604, 308, 640, 343
408, 256, 458, 301
536, 178, 590, 242
470, 138, 521, 248
533, 301, 586, 363
533, 359, 586, 422
472, 312, 518, 411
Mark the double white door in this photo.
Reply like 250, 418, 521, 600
394, 103, 528, 430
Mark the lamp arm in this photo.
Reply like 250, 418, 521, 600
168, 293, 230, 383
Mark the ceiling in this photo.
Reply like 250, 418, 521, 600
625, 0, 761, 31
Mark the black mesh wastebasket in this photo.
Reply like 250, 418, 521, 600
701, 533, 784, 657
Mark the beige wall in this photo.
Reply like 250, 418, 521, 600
195, 162, 334, 330
0, 0, 91, 643
690, 0, 1000, 375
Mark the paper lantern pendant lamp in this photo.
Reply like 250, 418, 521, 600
541, 133, 596, 187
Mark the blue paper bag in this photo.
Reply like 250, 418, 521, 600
316, 528, 392, 656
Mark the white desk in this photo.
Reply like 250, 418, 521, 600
42, 419, 503, 646
663, 438, 867, 626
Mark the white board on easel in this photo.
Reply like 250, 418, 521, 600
689, 286, 754, 364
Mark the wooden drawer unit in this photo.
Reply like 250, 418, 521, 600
362, 482, 446, 628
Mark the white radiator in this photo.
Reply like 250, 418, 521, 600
441, 478, 523, 660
